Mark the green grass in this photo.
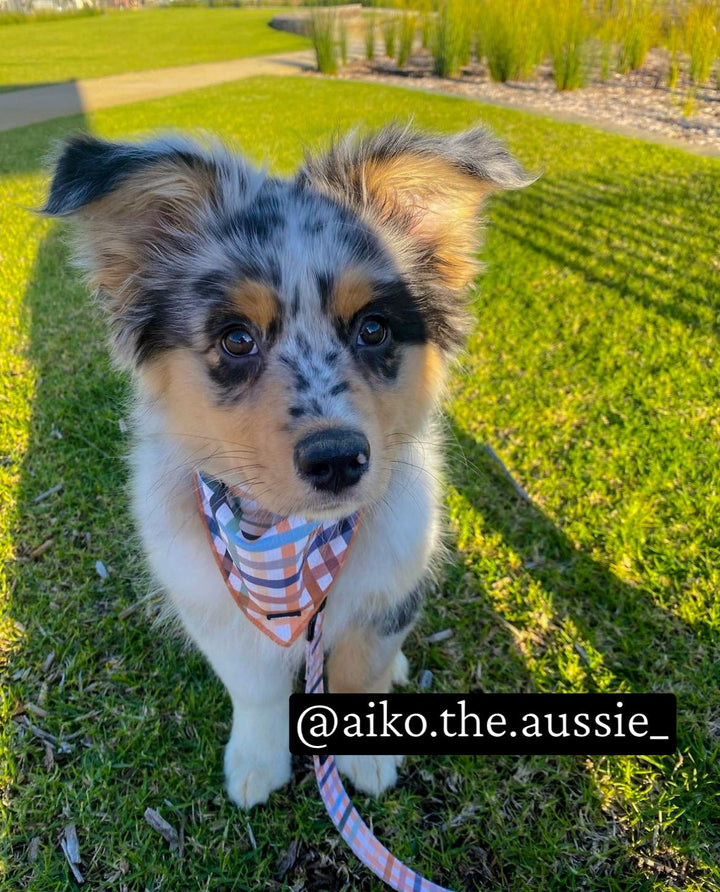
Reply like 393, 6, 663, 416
1, 75, 719, 891
0, 7, 309, 89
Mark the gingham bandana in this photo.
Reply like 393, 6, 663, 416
195, 470, 358, 647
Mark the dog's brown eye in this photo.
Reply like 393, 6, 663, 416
221, 327, 258, 357
357, 317, 388, 348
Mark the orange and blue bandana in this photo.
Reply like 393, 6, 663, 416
195, 470, 358, 646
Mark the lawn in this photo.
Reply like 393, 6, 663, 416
1, 76, 719, 891
0, 7, 309, 89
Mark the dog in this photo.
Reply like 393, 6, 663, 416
43, 125, 530, 809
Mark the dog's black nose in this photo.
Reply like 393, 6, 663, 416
294, 429, 370, 494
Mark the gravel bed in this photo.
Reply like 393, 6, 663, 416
332, 48, 720, 157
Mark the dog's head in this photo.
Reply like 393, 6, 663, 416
44, 126, 530, 519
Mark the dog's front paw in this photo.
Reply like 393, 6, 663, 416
224, 749, 291, 809
335, 753, 404, 796
391, 650, 409, 686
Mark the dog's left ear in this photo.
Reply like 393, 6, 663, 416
299, 125, 534, 290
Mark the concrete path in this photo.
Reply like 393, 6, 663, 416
0, 49, 315, 132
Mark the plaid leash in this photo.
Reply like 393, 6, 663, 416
306, 607, 454, 892
197, 470, 453, 891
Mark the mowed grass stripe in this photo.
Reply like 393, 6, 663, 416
1, 77, 718, 891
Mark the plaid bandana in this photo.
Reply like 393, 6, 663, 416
195, 470, 358, 646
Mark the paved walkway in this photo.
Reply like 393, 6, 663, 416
0, 49, 315, 132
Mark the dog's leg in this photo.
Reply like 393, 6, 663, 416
224, 671, 295, 810
174, 609, 296, 809
328, 627, 409, 796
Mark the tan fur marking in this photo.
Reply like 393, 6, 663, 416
331, 268, 374, 322
361, 155, 492, 291
328, 629, 400, 694
78, 158, 215, 301
141, 350, 332, 517
362, 343, 447, 447
417, 342, 447, 407
230, 281, 280, 330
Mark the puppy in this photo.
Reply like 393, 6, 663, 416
44, 125, 530, 808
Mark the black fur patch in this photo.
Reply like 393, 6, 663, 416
278, 353, 302, 375
130, 288, 190, 363
224, 206, 283, 242
374, 586, 424, 637
330, 279, 427, 381
316, 271, 334, 314
303, 218, 326, 236
208, 354, 264, 400
42, 133, 216, 217
364, 282, 428, 345
294, 371, 311, 391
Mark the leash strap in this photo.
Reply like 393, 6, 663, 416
195, 469, 452, 888
305, 608, 454, 892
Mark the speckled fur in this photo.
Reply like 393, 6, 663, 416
44, 125, 531, 807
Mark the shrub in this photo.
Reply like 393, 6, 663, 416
431, 0, 462, 76
382, 13, 398, 58
545, 0, 591, 90
478, 0, 545, 83
338, 12, 349, 66
616, 0, 659, 73
591, 0, 620, 81
684, 1, 720, 85
667, 23, 682, 88
397, 11, 418, 67
421, 9, 433, 48
364, 11, 377, 60
309, 7, 339, 75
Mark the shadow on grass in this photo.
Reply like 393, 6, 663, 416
491, 172, 719, 335
0, 80, 76, 94
439, 418, 718, 882
445, 419, 712, 690
3, 97, 231, 889
0, 80, 85, 133
7, 220, 234, 885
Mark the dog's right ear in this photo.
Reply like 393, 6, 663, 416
42, 133, 234, 307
